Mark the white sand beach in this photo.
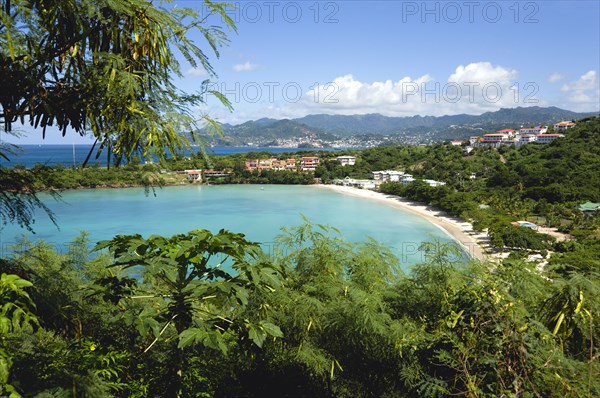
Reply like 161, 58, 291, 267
317, 184, 490, 261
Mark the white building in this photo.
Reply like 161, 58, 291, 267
480, 133, 509, 148
335, 155, 357, 166
372, 170, 405, 182
401, 175, 415, 185
300, 156, 320, 171
519, 126, 547, 135
536, 134, 564, 144
497, 129, 517, 137
184, 169, 202, 181
517, 134, 538, 146
336, 177, 376, 189
424, 179, 446, 187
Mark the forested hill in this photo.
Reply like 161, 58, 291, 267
295, 106, 597, 135
217, 107, 598, 145
312, 116, 600, 255
496, 115, 600, 202
314, 116, 600, 204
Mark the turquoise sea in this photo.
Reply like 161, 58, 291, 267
0, 185, 457, 268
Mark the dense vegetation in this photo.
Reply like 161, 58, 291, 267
1, 1, 598, 392
2, 123, 599, 395
314, 118, 600, 257
1, 220, 598, 397
1, 0, 235, 164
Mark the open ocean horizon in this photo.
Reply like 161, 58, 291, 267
0, 144, 355, 168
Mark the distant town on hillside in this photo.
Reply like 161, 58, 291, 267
204, 106, 598, 148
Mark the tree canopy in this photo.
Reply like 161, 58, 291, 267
0, 0, 234, 164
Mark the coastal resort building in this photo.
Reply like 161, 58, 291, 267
424, 179, 446, 187
469, 136, 481, 145
472, 124, 564, 148
519, 126, 548, 135
285, 158, 297, 170
301, 156, 320, 171
270, 159, 287, 171
400, 175, 415, 185
497, 128, 517, 136
184, 169, 202, 182
553, 121, 576, 131
204, 169, 232, 178
336, 155, 357, 166
535, 134, 564, 144
518, 134, 538, 146
476, 128, 524, 147
481, 133, 509, 148
258, 159, 273, 170
245, 158, 299, 172
245, 159, 259, 171
372, 170, 405, 182
335, 177, 376, 189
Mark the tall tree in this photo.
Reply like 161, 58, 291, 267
0, 0, 235, 230
0, 0, 234, 163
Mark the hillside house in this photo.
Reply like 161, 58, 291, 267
469, 136, 480, 145
497, 128, 517, 137
245, 159, 259, 171
519, 126, 548, 135
424, 179, 446, 187
553, 121, 576, 131
518, 134, 538, 146
481, 133, 509, 148
301, 157, 320, 171
536, 134, 564, 144
336, 155, 357, 166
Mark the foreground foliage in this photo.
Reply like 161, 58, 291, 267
1, 0, 234, 163
0, 0, 235, 231
1, 222, 597, 397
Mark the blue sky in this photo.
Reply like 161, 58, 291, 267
4, 0, 600, 144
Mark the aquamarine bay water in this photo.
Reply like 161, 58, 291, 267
0, 185, 456, 267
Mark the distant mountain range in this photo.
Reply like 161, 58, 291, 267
214, 106, 599, 147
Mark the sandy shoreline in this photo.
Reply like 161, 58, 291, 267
317, 184, 489, 261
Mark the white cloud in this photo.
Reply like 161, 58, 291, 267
185, 67, 208, 77
548, 73, 564, 83
208, 62, 600, 124
448, 62, 517, 85
561, 70, 597, 92
559, 70, 600, 110
296, 62, 525, 117
233, 61, 259, 72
